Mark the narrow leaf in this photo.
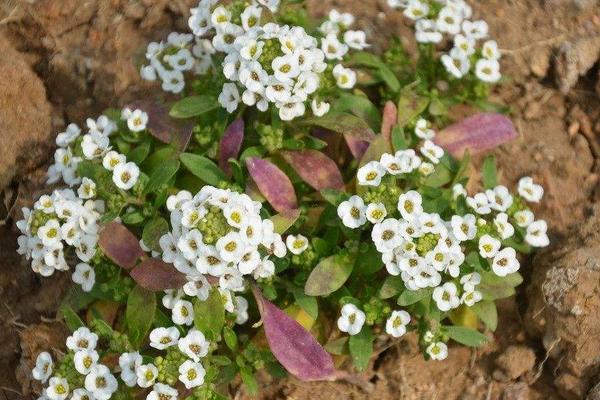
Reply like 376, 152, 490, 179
281, 150, 344, 191
246, 157, 298, 213
142, 217, 169, 252
180, 153, 228, 186
193, 288, 225, 341
98, 222, 145, 269
59, 305, 85, 331
397, 89, 430, 127
143, 159, 180, 195
170, 95, 218, 118
301, 112, 375, 142
481, 156, 497, 189
333, 94, 382, 131
219, 119, 244, 176
270, 209, 301, 234
348, 326, 374, 371
444, 326, 488, 347
379, 276, 405, 299
127, 100, 192, 150
471, 300, 498, 332
252, 286, 336, 381
126, 285, 156, 348
434, 113, 518, 158
398, 288, 431, 306
290, 286, 318, 320
381, 101, 398, 140
344, 135, 371, 160
130, 259, 187, 291
304, 253, 355, 296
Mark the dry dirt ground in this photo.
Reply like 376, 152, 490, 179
1, 0, 600, 399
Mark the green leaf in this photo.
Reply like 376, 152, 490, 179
142, 147, 178, 175
290, 286, 318, 320
481, 156, 497, 189
391, 125, 408, 151
304, 253, 355, 296
170, 95, 218, 118
478, 271, 523, 300
348, 52, 400, 92
180, 153, 228, 186
353, 244, 383, 275
223, 326, 238, 351
240, 367, 258, 396
471, 300, 498, 331
451, 150, 471, 186
379, 276, 405, 299
143, 159, 180, 195
324, 337, 349, 355
397, 89, 429, 127
320, 188, 347, 206
126, 285, 156, 348
59, 305, 85, 331
444, 326, 488, 347
397, 288, 431, 306
333, 93, 382, 132
194, 288, 225, 341
348, 326, 374, 371
128, 141, 152, 165
121, 210, 145, 225
300, 112, 375, 141
270, 210, 300, 234
142, 217, 169, 252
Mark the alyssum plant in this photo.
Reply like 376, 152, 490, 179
18, 0, 550, 399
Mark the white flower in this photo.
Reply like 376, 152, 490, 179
234, 296, 249, 324
166, 49, 195, 71
272, 54, 300, 83
81, 132, 110, 160
278, 98, 306, 121
178, 329, 209, 362
119, 352, 142, 387
486, 185, 513, 212
286, 234, 309, 255
462, 19, 488, 39
253, 257, 275, 279
525, 220, 550, 247
478, 234, 501, 258
366, 203, 387, 224
454, 34, 476, 56
415, 118, 435, 140
397, 190, 423, 221
337, 304, 366, 335
372, 219, 403, 253
74, 349, 99, 375
337, 195, 367, 228
437, 7, 462, 34
71, 389, 94, 400
494, 213, 514, 240
216, 232, 246, 263
441, 47, 470, 79
387, 0, 410, 7
460, 272, 481, 292
77, 178, 96, 200
343, 30, 369, 50
404, 0, 429, 20
357, 161, 386, 186
46, 377, 69, 400
385, 310, 410, 338
161, 69, 185, 93
239, 61, 268, 92
149, 326, 180, 350
177, 229, 203, 261
167, 191, 192, 212
183, 275, 211, 301
211, 6, 231, 27
196, 246, 227, 276
241, 5, 262, 30
56, 123, 81, 147
420, 140, 444, 164
432, 282, 460, 311
66, 327, 98, 352
37, 219, 61, 247
112, 162, 139, 190
219, 83, 241, 113
518, 176, 544, 202
475, 58, 501, 83
136, 364, 159, 388
418, 162, 435, 176
467, 193, 491, 214
32, 352, 53, 383
329, 9, 355, 27
482, 40, 501, 60
491, 247, 520, 276
379, 153, 402, 175
321, 33, 348, 60
178, 360, 206, 389
514, 210, 534, 227
461, 290, 483, 306
72, 262, 95, 292
84, 365, 117, 400
172, 299, 195, 326
102, 151, 126, 171
147, 383, 178, 400
124, 109, 149, 132
451, 214, 478, 242
332, 64, 356, 89
415, 19, 443, 43
311, 99, 330, 116
220, 266, 245, 290
426, 342, 448, 360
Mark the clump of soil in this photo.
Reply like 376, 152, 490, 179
1, 0, 600, 399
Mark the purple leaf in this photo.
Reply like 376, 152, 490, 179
281, 150, 344, 191
130, 258, 187, 291
245, 157, 298, 213
251, 285, 336, 381
380, 101, 398, 141
344, 135, 371, 160
127, 101, 193, 151
434, 113, 518, 158
98, 222, 145, 269
219, 119, 244, 176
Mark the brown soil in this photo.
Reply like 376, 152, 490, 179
1, 0, 600, 399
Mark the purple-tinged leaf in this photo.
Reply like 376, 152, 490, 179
219, 119, 244, 176
98, 222, 145, 269
270, 209, 301, 234
251, 285, 336, 381
130, 258, 187, 291
281, 150, 344, 191
127, 101, 193, 151
344, 135, 371, 160
434, 113, 518, 158
246, 157, 298, 213
381, 101, 398, 141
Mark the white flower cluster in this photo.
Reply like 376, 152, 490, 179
158, 186, 286, 322
32, 328, 118, 400
16, 188, 103, 291
338, 149, 549, 316
388, 0, 502, 83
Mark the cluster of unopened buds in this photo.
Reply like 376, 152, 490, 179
388, 0, 502, 82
